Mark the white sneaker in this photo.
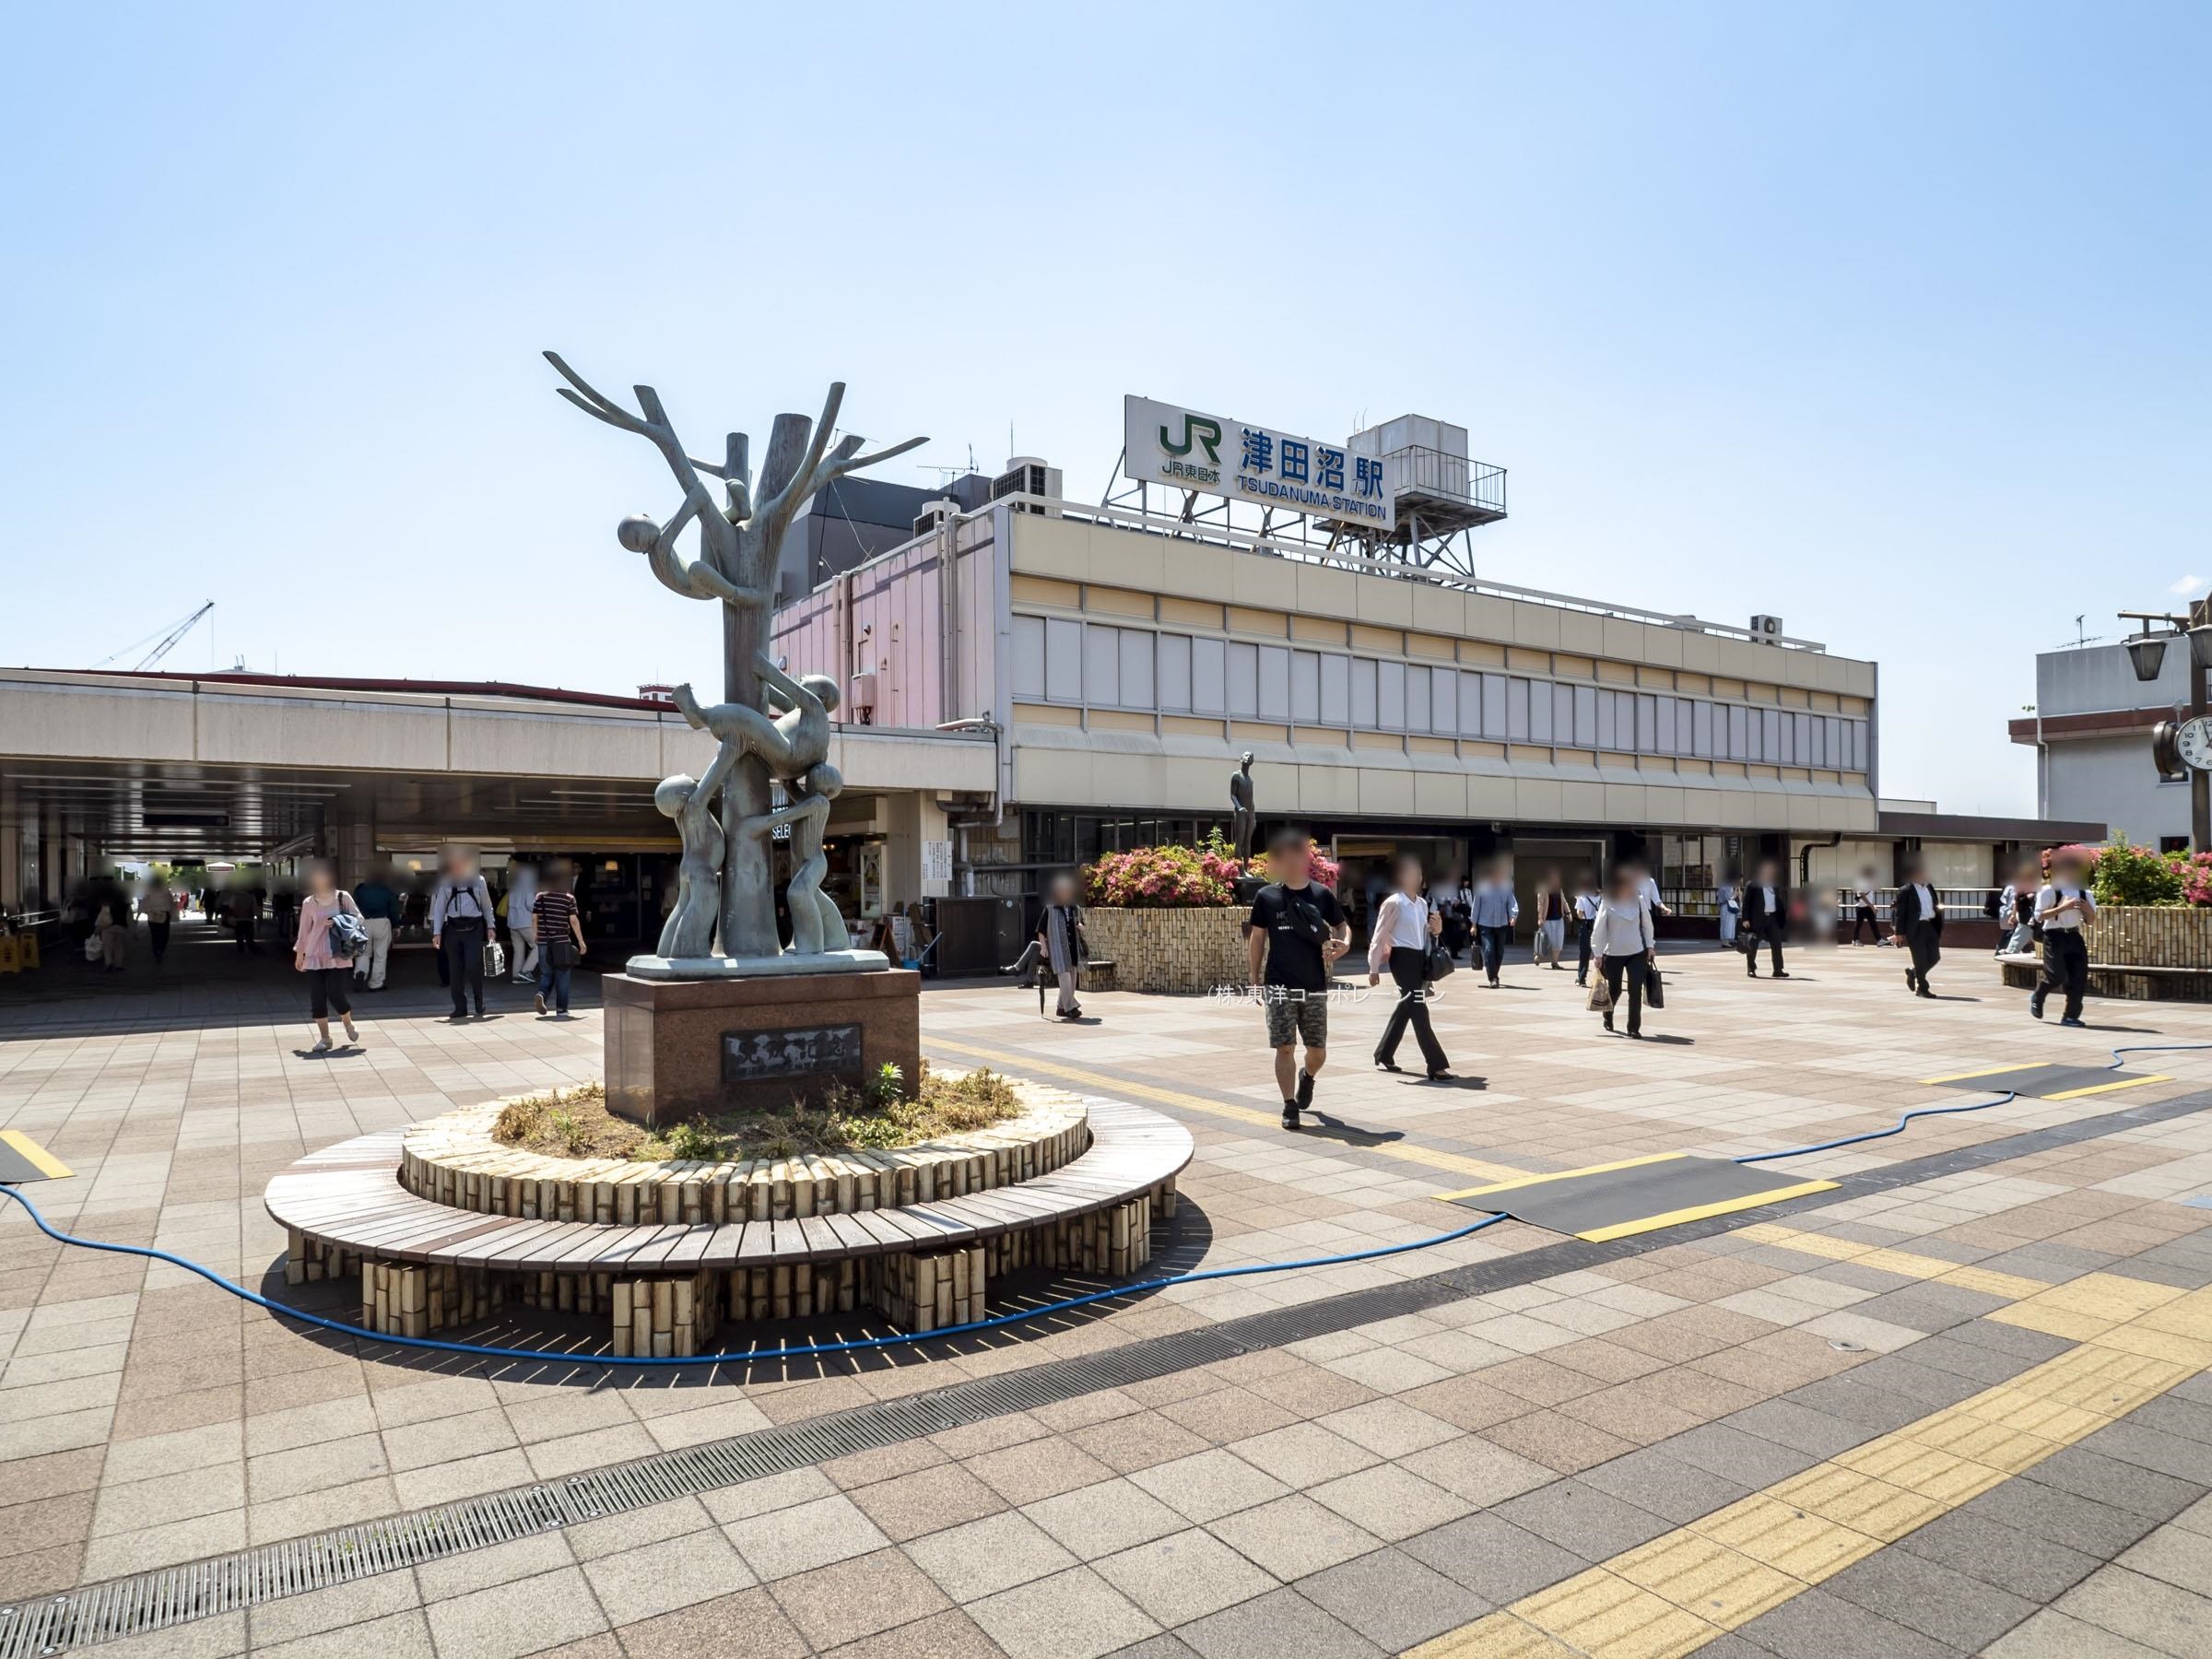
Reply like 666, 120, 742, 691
311, 1037, 332, 1053
342, 1019, 359, 1044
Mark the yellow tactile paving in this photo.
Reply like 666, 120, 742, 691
1735, 1221, 2053, 1300
924, 1035, 1532, 1182
1405, 1293, 2209, 1659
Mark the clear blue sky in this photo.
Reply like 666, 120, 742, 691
4, 4, 2204, 814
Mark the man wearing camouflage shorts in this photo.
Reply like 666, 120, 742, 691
1244, 826, 1351, 1130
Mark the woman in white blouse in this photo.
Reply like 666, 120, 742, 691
1367, 854, 1452, 1077
1589, 866, 1657, 1038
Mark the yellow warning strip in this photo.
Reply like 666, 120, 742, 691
1430, 1151, 1687, 1205
1735, 1222, 2053, 1300
0, 1130, 71, 1180
2047, 1073, 2169, 1100
1407, 1285, 2212, 1659
1575, 1178, 1839, 1242
923, 1036, 1531, 1182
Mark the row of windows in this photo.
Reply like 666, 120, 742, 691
1010, 617, 1869, 771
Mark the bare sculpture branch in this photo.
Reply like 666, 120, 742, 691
546, 350, 743, 599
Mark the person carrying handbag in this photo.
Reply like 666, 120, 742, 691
1041, 872, 1089, 1021
292, 860, 364, 1053
1589, 866, 1656, 1038
1369, 854, 1453, 1078
529, 863, 586, 1018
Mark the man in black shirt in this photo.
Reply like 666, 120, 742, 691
1244, 826, 1351, 1130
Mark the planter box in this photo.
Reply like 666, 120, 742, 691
2088, 905, 2212, 969
1082, 906, 1249, 994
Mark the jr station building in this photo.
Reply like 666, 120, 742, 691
0, 392, 2098, 970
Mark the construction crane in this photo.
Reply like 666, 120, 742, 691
92, 601, 216, 671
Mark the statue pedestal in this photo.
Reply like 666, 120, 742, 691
603, 969, 922, 1129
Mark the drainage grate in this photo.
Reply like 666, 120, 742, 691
7, 1085, 2203, 1655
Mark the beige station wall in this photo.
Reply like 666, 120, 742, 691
1000, 514, 1878, 835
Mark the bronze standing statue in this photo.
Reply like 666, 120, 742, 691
548, 352, 923, 973
1229, 751, 1257, 865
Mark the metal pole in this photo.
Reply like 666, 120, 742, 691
2194, 601, 2212, 855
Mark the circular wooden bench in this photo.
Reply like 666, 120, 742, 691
265, 1099, 1193, 1355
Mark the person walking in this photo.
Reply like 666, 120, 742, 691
530, 864, 585, 1018
226, 884, 263, 954
95, 894, 128, 972
1590, 866, 1656, 1038
139, 879, 174, 968
1369, 853, 1451, 1077
506, 860, 540, 983
1892, 857, 1944, 997
292, 861, 363, 1053
1041, 872, 1089, 1021
1246, 826, 1350, 1130
1850, 867, 1883, 947
2030, 849, 2097, 1026
1572, 868, 1603, 986
1740, 859, 1790, 980
352, 867, 402, 991
1717, 873, 1740, 950
431, 849, 496, 1020
1533, 869, 1570, 971
1470, 864, 1518, 988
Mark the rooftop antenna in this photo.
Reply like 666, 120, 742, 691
917, 444, 978, 483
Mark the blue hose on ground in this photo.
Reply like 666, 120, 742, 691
0, 1180, 1516, 1369
5, 1042, 2210, 1370
1734, 1040, 2212, 1166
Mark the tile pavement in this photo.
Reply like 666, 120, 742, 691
7, 929, 2212, 1653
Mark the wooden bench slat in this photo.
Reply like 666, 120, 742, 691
266, 1102, 1192, 1277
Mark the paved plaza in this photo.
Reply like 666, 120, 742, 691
6, 924, 2212, 1657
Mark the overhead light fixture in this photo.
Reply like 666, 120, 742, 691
2127, 633, 2171, 683
2191, 627, 2212, 670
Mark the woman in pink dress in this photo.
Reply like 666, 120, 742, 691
293, 862, 363, 1053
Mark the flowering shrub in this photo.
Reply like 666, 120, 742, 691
1083, 832, 1342, 909
1083, 844, 1233, 909
2055, 837, 2212, 909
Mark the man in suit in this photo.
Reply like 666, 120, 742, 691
1892, 855, 1945, 998
1740, 858, 1791, 980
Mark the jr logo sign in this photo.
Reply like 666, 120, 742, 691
1159, 412, 1221, 465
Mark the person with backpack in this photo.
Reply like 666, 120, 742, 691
292, 860, 363, 1052
530, 863, 586, 1018
431, 848, 496, 1020
2030, 849, 2097, 1026
1246, 826, 1350, 1129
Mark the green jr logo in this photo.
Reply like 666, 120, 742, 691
1159, 413, 1222, 465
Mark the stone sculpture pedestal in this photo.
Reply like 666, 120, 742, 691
603, 969, 922, 1128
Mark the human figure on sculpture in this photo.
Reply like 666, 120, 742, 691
653, 773, 724, 959
1229, 752, 1256, 864
738, 761, 848, 955
673, 652, 837, 785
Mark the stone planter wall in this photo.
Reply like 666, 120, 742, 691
400, 1088, 1088, 1224
1081, 906, 1250, 994
2088, 905, 2212, 968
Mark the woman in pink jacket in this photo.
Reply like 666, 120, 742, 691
293, 862, 362, 1053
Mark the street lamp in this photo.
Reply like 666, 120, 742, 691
2121, 608, 2212, 853
2126, 634, 2170, 682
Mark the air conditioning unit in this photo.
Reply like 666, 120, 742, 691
911, 499, 960, 537
991, 456, 1063, 516
1749, 615, 1785, 643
